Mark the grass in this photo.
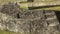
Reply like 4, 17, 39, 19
36, 6, 60, 11
19, 0, 60, 11
0, 30, 19, 34
0, 0, 60, 10
20, 5, 60, 11
0, 0, 58, 5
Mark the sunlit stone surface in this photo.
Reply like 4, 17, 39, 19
0, 3, 60, 34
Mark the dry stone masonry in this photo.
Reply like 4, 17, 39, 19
0, 3, 60, 34
0, 10, 60, 34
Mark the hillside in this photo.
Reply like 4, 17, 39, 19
0, 0, 60, 34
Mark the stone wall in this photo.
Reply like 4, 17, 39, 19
0, 3, 60, 34
0, 10, 60, 34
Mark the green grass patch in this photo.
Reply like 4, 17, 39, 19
36, 6, 60, 11
0, 30, 19, 34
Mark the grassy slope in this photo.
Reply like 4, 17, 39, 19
37, 6, 60, 11
19, 0, 60, 11
0, 30, 19, 34
0, 0, 60, 10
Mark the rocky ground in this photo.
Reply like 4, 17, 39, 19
0, 2, 60, 34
